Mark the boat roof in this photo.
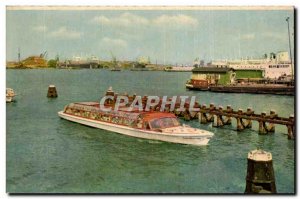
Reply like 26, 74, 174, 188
141, 112, 177, 122
68, 102, 177, 121
74, 102, 99, 106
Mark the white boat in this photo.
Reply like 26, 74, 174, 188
164, 66, 194, 72
208, 51, 293, 79
58, 102, 214, 146
6, 88, 15, 102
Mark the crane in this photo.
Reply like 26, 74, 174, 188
110, 51, 117, 68
40, 51, 47, 58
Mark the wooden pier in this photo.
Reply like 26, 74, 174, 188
104, 89, 295, 139
198, 104, 294, 139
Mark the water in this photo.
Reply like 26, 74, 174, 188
6, 69, 295, 193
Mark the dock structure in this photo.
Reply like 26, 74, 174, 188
104, 88, 295, 139
198, 104, 294, 139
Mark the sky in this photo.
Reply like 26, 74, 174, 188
6, 7, 294, 65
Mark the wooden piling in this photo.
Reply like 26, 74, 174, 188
259, 112, 267, 134
214, 106, 224, 127
47, 85, 58, 98
200, 104, 208, 124
287, 114, 295, 139
207, 103, 215, 122
244, 107, 254, 128
183, 110, 191, 121
223, 105, 232, 125
245, 149, 276, 194
236, 109, 245, 131
266, 110, 277, 133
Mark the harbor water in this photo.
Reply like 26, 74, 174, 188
6, 69, 295, 193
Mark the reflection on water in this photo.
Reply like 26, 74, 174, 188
6, 69, 294, 193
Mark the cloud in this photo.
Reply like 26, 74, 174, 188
263, 32, 286, 40
101, 37, 127, 48
92, 12, 149, 27
48, 27, 81, 39
33, 25, 47, 32
91, 13, 198, 29
153, 14, 198, 28
241, 33, 255, 40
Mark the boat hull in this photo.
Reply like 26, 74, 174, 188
185, 84, 210, 91
6, 88, 15, 103
58, 111, 212, 146
186, 83, 294, 95
210, 85, 294, 95
6, 96, 13, 103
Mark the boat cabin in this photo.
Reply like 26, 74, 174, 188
64, 102, 180, 131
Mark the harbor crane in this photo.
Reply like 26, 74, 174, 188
40, 51, 48, 58
110, 51, 118, 68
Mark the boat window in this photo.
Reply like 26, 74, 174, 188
144, 122, 150, 130
112, 116, 122, 124
136, 119, 143, 128
150, 117, 180, 129
101, 115, 110, 122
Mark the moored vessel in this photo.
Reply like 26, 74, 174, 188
110, 67, 121, 71
58, 102, 214, 146
6, 88, 16, 102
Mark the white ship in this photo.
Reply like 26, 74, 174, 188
58, 102, 214, 146
164, 66, 194, 72
6, 88, 15, 102
195, 51, 293, 79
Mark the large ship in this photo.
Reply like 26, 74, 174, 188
57, 56, 100, 69
164, 66, 194, 72
58, 101, 214, 146
208, 51, 293, 79
186, 51, 294, 95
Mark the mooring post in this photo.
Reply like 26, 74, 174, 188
236, 109, 245, 131
183, 110, 191, 121
104, 87, 114, 105
207, 103, 215, 122
47, 85, 58, 98
200, 104, 208, 124
223, 105, 232, 125
174, 108, 181, 116
259, 112, 267, 134
214, 106, 224, 127
244, 107, 254, 128
287, 114, 295, 139
189, 111, 198, 120
245, 149, 276, 194
266, 110, 277, 133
